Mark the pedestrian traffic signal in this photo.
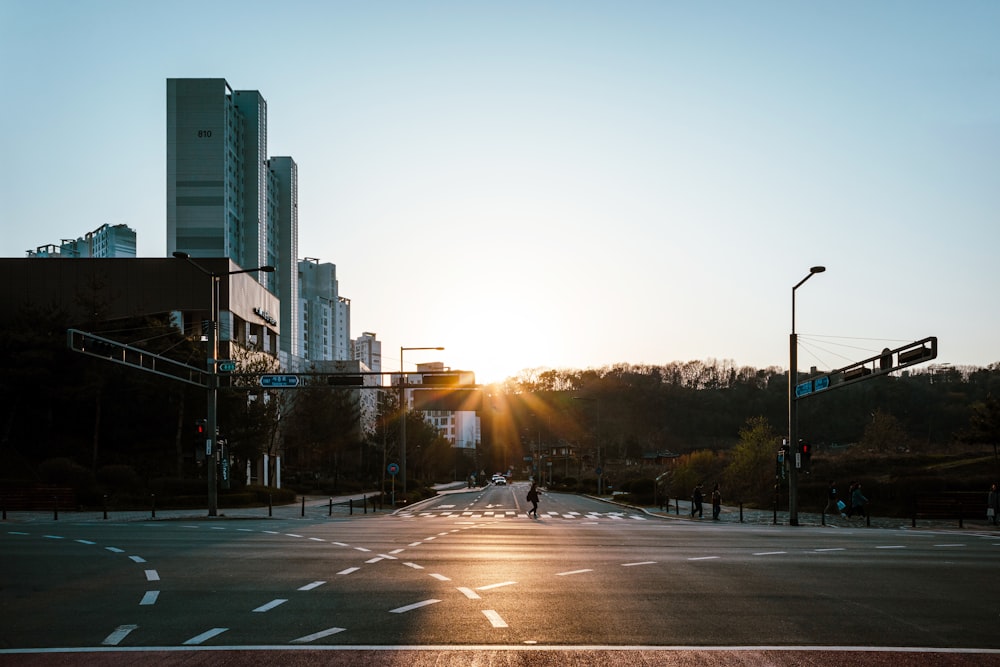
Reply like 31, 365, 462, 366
195, 419, 207, 436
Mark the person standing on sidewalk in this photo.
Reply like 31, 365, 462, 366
851, 482, 869, 519
711, 484, 722, 520
988, 483, 999, 525
691, 484, 704, 519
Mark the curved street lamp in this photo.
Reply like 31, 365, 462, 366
173, 252, 275, 516
789, 265, 825, 526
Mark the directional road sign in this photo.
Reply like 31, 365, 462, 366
218, 360, 237, 373
260, 374, 300, 388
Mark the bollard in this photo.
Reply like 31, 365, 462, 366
349, 499, 353, 516
329, 497, 333, 517
103, 494, 108, 520
739, 502, 744, 523
151, 494, 156, 519
53, 496, 59, 521
364, 495, 368, 515
268, 493, 273, 517
301, 496, 305, 517
2, 497, 6, 521
675, 497, 680, 516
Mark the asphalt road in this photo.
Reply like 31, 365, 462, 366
1, 482, 998, 666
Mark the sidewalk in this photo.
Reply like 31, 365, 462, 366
0, 492, 384, 523
637, 497, 999, 531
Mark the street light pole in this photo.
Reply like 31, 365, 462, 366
789, 265, 825, 526
399, 345, 444, 501
173, 252, 274, 517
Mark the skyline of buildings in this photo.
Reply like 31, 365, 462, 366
22, 76, 473, 449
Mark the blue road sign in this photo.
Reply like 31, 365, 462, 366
795, 380, 813, 398
260, 374, 300, 388
387, 463, 399, 476
814, 375, 830, 391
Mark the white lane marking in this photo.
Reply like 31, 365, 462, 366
389, 549, 405, 554
390, 599, 441, 614
556, 569, 593, 577
76, 539, 96, 545
477, 581, 516, 591
815, 548, 846, 552
424, 536, 437, 541
291, 627, 346, 643
237, 528, 254, 532
331, 542, 349, 547
106, 547, 124, 553
404, 562, 424, 570
408, 542, 423, 547
252, 599, 287, 613
43, 535, 64, 540
183, 628, 228, 645
8, 531, 29, 536
337, 567, 360, 575
688, 556, 720, 561
101, 624, 138, 645
483, 610, 508, 628
366, 557, 384, 564
139, 591, 159, 606
309, 537, 325, 542
935, 544, 965, 548
129, 556, 146, 563
754, 551, 787, 556
144, 570, 160, 581
379, 554, 398, 560
285, 533, 303, 538
876, 545, 906, 549
457, 587, 481, 599
622, 561, 657, 567
263, 530, 280, 535
298, 581, 325, 591
429, 573, 451, 581
355, 547, 372, 552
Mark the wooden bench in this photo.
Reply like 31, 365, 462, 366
911, 492, 986, 528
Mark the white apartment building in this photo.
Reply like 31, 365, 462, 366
28, 223, 137, 258
298, 258, 352, 362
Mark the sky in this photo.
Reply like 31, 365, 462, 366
2, 1, 998, 384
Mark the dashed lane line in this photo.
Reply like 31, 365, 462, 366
101, 624, 138, 646
457, 587, 481, 599
298, 581, 326, 591
183, 627, 228, 645
477, 581, 516, 591
390, 599, 441, 614
290, 626, 346, 643
483, 610, 508, 628
252, 599, 288, 613
139, 591, 159, 606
